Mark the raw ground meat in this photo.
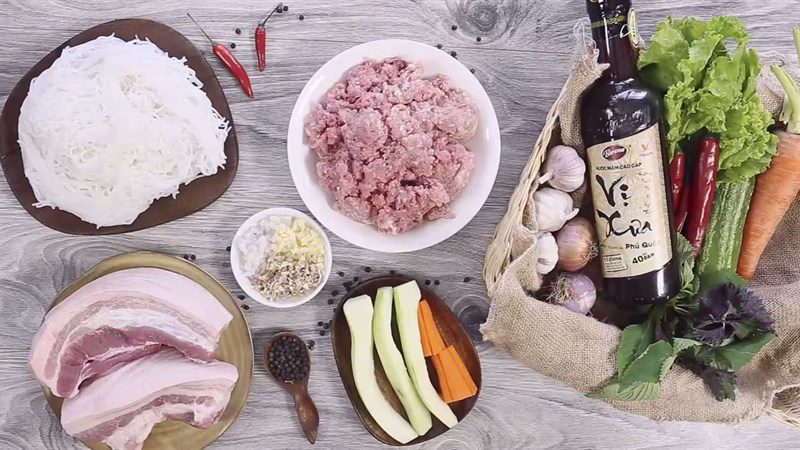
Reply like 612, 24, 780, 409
305, 58, 478, 234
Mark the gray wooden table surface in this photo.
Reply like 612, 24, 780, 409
2, 1, 799, 449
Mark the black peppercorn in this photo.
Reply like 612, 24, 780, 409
237, 294, 245, 300
190, 254, 196, 260
299, 14, 304, 20
476, 36, 482, 42
436, 43, 443, 49
230, 42, 236, 49
317, 321, 323, 326
434, 280, 440, 285
323, 322, 330, 330
365, 266, 372, 273
267, 335, 310, 383
242, 304, 250, 310
283, 5, 289, 12
450, 51, 457, 57
235, 28, 242, 35
327, 299, 334, 305
390, 270, 396, 275
353, 276, 359, 282
451, 25, 458, 31
332, 290, 339, 296
226, 245, 231, 252
307, 339, 315, 349
425, 280, 431, 286
464, 276, 472, 282
319, 330, 325, 336
337, 271, 345, 277
470, 68, 476, 74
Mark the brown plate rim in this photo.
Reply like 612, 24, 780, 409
41, 251, 253, 450
331, 274, 482, 446
0, 18, 239, 235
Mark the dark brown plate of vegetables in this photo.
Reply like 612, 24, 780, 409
0, 18, 239, 235
330, 275, 482, 446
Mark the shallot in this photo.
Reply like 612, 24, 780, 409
556, 217, 597, 271
548, 272, 596, 315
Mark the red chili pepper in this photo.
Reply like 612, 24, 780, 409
669, 152, 685, 208
255, 4, 283, 72
675, 183, 689, 233
188, 13, 253, 98
684, 137, 719, 257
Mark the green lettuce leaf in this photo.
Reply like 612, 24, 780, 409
638, 16, 777, 180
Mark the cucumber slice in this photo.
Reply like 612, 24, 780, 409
394, 281, 458, 428
373, 287, 433, 435
343, 295, 418, 444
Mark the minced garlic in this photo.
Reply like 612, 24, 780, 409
250, 218, 325, 301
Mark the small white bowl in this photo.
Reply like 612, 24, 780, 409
230, 208, 332, 308
287, 39, 501, 253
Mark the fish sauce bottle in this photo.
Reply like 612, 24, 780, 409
580, 0, 679, 305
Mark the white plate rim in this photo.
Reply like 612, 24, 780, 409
287, 38, 501, 253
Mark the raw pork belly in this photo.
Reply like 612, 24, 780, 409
29, 268, 233, 398
61, 349, 238, 450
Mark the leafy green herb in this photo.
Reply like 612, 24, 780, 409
638, 16, 777, 181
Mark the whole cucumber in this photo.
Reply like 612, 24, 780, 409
696, 179, 755, 277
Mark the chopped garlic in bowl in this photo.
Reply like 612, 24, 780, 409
231, 208, 332, 308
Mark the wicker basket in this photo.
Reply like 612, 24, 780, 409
480, 84, 800, 425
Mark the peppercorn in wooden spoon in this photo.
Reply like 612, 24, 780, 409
263, 332, 319, 444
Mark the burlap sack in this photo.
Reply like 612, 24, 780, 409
481, 22, 800, 424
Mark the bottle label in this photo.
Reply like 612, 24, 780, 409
586, 124, 672, 278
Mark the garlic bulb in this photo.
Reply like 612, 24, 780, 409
556, 217, 598, 271
539, 145, 586, 193
533, 188, 579, 232
536, 232, 559, 274
549, 272, 596, 315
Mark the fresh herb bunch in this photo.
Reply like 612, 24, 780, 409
592, 235, 775, 402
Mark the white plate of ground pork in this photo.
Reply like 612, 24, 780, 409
288, 39, 501, 253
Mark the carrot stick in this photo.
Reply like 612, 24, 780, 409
446, 346, 478, 396
431, 354, 453, 402
438, 346, 477, 402
418, 304, 433, 357
419, 301, 446, 354
738, 131, 800, 280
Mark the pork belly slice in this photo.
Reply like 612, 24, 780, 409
61, 349, 238, 450
29, 268, 233, 398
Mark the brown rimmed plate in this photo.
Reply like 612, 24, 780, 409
331, 275, 481, 446
0, 19, 239, 235
42, 252, 253, 450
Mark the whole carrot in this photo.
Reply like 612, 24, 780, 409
737, 131, 800, 279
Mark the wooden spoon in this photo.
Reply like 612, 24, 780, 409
263, 332, 319, 444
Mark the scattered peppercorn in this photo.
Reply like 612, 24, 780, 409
464, 276, 472, 282
338, 271, 345, 277
470, 68, 476, 74
237, 294, 245, 300
190, 254, 196, 260
267, 335, 309, 383
390, 270, 396, 275
307, 339, 315, 349
434, 280, 440, 285
450, 51, 457, 57
343, 281, 353, 289
365, 266, 372, 273
319, 330, 325, 336
323, 323, 330, 330
476, 36, 482, 42
436, 43, 443, 49
226, 245, 231, 252
235, 28, 242, 35
276, 5, 283, 12
317, 321, 323, 326
283, 5, 289, 11
332, 289, 339, 296
425, 280, 431, 286
299, 14, 304, 20
353, 276, 359, 282
242, 304, 250, 310
230, 42, 236, 49
451, 25, 458, 31
327, 299, 334, 305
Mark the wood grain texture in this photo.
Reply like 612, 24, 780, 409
1, 1, 798, 449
